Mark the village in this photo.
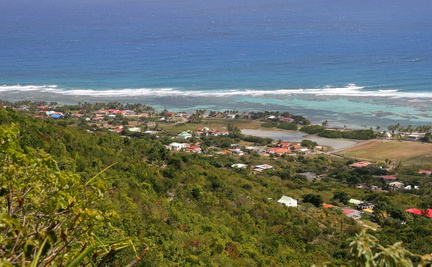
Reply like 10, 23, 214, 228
18, 103, 431, 225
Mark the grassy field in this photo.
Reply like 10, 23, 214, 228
338, 140, 432, 165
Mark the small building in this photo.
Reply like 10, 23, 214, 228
405, 208, 432, 218
418, 170, 432, 175
177, 131, 192, 139
128, 127, 141, 132
277, 196, 298, 207
404, 185, 419, 190
349, 161, 373, 168
254, 164, 274, 172
389, 181, 404, 189
168, 142, 188, 151
50, 114, 63, 119
231, 163, 248, 169
280, 117, 295, 123
349, 199, 363, 205
356, 202, 374, 210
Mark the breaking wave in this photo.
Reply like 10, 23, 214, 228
1, 83, 432, 99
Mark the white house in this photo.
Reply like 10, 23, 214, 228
168, 142, 188, 151
254, 164, 274, 172
128, 127, 141, 132
389, 181, 404, 189
231, 163, 248, 169
277, 196, 298, 207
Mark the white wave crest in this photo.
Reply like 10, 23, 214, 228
1, 83, 431, 99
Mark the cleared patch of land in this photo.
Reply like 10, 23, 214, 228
338, 140, 432, 165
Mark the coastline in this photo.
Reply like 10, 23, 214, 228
1, 89, 431, 130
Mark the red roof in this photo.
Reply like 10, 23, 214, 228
418, 170, 431, 175
323, 203, 335, 208
350, 161, 373, 168
406, 208, 432, 218
381, 175, 397, 180
342, 209, 355, 215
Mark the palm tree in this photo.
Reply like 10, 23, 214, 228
388, 125, 396, 135
406, 125, 414, 134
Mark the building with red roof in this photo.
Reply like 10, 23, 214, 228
418, 170, 431, 175
405, 208, 432, 218
349, 161, 373, 168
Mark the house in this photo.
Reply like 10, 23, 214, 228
267, 147, 289, 155
128, 127, 141, 132
277, 196, 298, 207
356, 202, 374, 210
168, 142, 188, 151
349, 161, 373, 168
404, 185, 419, 190
177, 131, 192, 139
418, 170, 432, 175
389, 181, 404, 189
405, 208, 432, 218
254, 164, 274, 172
349, 199, 363, 205
231, 163, 248, 169
357, 183, 379, 190
50, 114, 63, 119
297, 148, 311, 155
226, 114, 236, 119
280, 117, 294, 123
279, 142, 291, 148
186, 145, 202, 153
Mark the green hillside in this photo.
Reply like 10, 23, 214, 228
1, 107, 431, 266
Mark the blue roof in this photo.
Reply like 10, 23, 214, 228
50, 114, 63, 118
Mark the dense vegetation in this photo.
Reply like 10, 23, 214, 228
301, 125, 376, 140
1, 107, 431, 266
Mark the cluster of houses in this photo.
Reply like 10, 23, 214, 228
175, 128, 230, 140
350, 161, 427, 192
163, 127, 316, 159
36, 109, 64, 119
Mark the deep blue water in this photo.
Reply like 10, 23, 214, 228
1, 0, 431, 91
1, 0, 432, 127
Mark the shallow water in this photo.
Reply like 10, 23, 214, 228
241, 129, 359, 150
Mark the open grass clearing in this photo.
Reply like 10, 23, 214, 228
338, 140, 432, 165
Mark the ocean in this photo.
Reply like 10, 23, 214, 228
1, 0, 431, 128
